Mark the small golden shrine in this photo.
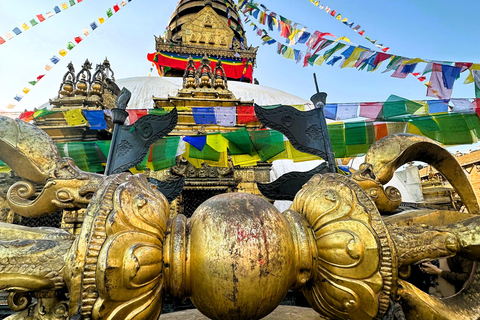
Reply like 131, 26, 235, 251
150, 0, 257, 81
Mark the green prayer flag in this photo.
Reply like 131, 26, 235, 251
323, 43, 346, 61
106, 8, 113, 17
408, 116, 442, 142
69, 0, 76, 6
33, 108, 60, 118
382, 95, 407, 119
152, 137, 180, 171
434, 114, 474, 145
251, 130, 285, 161
344, 122, 370, 156
66, 41, 75, 50
30, 19, 38, 27
189, 144, 220, 161
56, 143, 67, 158
222, 127, 255, 155
465, 114, 480, 139
28, 81, 37, 86
148, 109, 169, 116
327, 123, 346, 158
95, 141, 111, 158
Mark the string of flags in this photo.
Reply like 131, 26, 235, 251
0, 0, 86, 45
303, 0, 389, 52
8, 97, 480, 173
240, 3, 480, 101
7, 0, 132, 109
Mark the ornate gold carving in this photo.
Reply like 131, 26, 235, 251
291, 174, 395, 320
4, 117, 480, 320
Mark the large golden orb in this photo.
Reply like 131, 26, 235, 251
188, 193, 297, 320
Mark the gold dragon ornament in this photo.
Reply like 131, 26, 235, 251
1, 115, 480, 320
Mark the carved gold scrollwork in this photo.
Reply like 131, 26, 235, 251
85, 174, 169, 320
7, 292, 32, 312
292, 174, 395, 320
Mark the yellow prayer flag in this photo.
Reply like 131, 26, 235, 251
61, 2, 68, 9
290, 104, 306, 111
314, 1, 319, 5
21, 23, 29, 31
386, 122, 408, 135
471, 64, 480, 70
22, 87, 30, 94
336, 15, 342, 21
231, 153, 261, 167
63, 109, 87, 126
182, 145, 202, 168
267, 142, 289, 162
206, 134, 228, 153
464, 70, 475, 84
272, 17, 278, 29
314, 56, 325, 66
403, 58, 427, 65
342, 47, 366, 68
286, 142, 320, 162
204, 151, 228, 167
413, 101, 428, 116
335, 36, 351, 43
59, 49, 68, 57
288, 29, 300, 41
98, 17, 105, 24
283, 47, 295, 60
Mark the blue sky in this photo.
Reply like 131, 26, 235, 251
0, 0, 479, 113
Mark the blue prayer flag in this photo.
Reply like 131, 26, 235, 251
441, 65, 461, 89
192, 107, 217, 125
402, 63, 417, 74
12, 27, 22, 35
14, 95, 23, 102
327, 56, 342, 66
183, 135, 207, 151
324, 104, 338, 120
83, 110, 107, 130
50, 56, 60, 64
90, 22, 98, 30
427, 100, 449, 114
54, 6, 61, 13
297, 31, 310, 44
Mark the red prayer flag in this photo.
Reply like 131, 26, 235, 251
412, 73, 420, 77
127, 109, 148, 124
237, 106, 258, 124
330, 10, 336, 17
36, 14, 45, 22
74, 36, 83, 43
417, 76, 426, 82
358, 30, 365, 36
381, 47, 390, 52
374, 123, 388, 140
113, 4, 120, 12
455, 62, 473, 73
0, 37, 5, 45
37, 74, 45, 81
474, 99, 480, 118
19, 111, 35, 122
77, 0, 82, 2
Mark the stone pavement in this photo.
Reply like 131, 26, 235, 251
160, 306, 326, 319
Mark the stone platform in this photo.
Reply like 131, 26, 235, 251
160, 306, 325, 319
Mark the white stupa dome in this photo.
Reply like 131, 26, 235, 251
116, 77, 314, 109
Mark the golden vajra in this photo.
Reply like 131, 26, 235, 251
1, 115, 480, 320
